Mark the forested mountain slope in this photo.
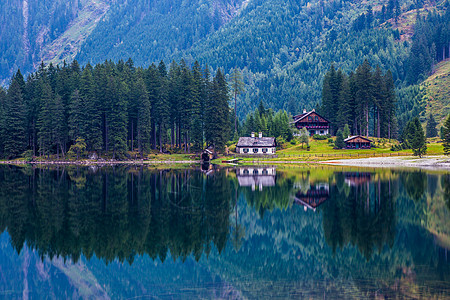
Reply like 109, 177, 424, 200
0, 0, 110, 85
1, 0, 449, 123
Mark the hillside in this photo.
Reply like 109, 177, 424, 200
424, 60, 450, 127
0, 0, 110, 85
0, 0, 449, 128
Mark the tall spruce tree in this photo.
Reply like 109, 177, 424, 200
4, 72, 27, 158
37, 82, 54, 158
136, 76, 151, 158
205, 69, 230, 151
443, 114, 450, 155
409, 117, 427, 157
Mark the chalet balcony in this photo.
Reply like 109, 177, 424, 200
296, 124, 329, 129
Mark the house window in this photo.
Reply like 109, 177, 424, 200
243, 148, 249, 153
315, 116, 318, 121
253, 169, 259, 175
262, 169, 268, 175
320, 130, 324, 134
243, 169, 249, 175
253, 148, 259, 153
308, 116, 312, 121
262, 148, 268, 153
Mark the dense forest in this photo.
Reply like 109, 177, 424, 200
1, 0, 450, 137
319, 61, 396, 137
0, 59, 231, 159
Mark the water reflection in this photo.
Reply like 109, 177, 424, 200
0, 165, 449, 298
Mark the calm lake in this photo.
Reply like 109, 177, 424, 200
0, 164, 449, 299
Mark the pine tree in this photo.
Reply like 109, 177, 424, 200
205, 69, 230, 151
106, 77, 128, 158
409, 117, 427, 157
443, 114, 450, 155
190, 61, 204, 151
136, 76, 151, 158
0, 88, 6, 157
4, 72, 27, 158
426, 114, 438, 138
343, 124, 351, 139
335, 129, 345, 149
80, 64, 102, 152
37, 82, 54, 157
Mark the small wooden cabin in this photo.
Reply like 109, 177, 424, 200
344, 135, 372, 149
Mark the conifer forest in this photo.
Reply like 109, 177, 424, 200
0, 59, 231, 159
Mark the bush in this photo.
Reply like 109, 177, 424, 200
313, 134, 328, 140
328, 138, 333, 143
21, 150, 34, 162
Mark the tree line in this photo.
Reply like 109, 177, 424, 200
320, 60, 396, 138
0, 59, 232, 159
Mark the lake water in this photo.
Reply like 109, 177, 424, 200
0, 164, 449, 299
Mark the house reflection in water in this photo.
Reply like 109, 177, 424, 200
236, 167, 276, 191
344, 172, 372, 186
294, 183, 330, 212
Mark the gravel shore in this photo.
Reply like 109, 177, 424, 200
322, 156, 450, 170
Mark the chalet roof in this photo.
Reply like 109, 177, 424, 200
236, 137, 276, 147
292, 110, 330, 123
344, 135, 373, 142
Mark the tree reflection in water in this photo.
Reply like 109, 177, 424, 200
0, 166, 232, 264
0, 165, 449, 298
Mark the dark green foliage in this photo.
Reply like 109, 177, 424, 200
443, 114, 450, 155
3, 71, 27, 158
334, 129, 345, 149
426, 114, 438, 138
1, 59, 232, 159
405, 8, 450, 84
240, 102, 293, 141
321, 62, 396, 138
205, 69, 230, 151
404, 117, 427, 157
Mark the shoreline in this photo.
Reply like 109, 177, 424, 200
318, 155, 450, 170
1, 156, 450, 170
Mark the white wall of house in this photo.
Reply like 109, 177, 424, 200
237, 147, 276, 154
308, 129, 329, 136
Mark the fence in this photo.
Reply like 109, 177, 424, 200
229, 152, 414, 162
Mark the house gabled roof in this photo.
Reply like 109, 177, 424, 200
236, 137, 276, 147
344, 135, 373, 143
293, 110, 330, 123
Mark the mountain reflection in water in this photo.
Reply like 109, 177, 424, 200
0, 165, 448, 299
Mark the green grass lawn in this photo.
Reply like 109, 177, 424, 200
221, 137, 445, 163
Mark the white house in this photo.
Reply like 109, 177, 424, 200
236, 132, 276, 155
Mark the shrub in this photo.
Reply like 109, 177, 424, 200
313, 134, 328, 140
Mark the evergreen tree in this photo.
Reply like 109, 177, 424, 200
343, 124, 350, 139
205, 69, 230, 151
409, 117, 427, 157
335, 129, 345, 149
136, 76, 151, 158
426, 114, 438, 138
37, 82, 54, 157
0, 88, 6, 157
443, 114, 450, 155
4, 72, 27, 158
105, 77, 128, 158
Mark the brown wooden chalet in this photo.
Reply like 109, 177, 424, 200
344, 135, 372, 149
292, 109, 330, 136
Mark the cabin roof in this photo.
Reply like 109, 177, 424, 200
344, 135, 373, 143
236, 137, 276, 147
292, 110, 330, 123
